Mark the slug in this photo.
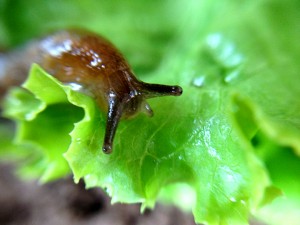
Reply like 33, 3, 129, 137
0, 29, 183, 154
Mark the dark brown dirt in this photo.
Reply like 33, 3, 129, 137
0, 163, 197, 225
0, 163, 269, 225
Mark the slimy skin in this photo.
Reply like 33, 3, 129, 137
0, 30, 183, 153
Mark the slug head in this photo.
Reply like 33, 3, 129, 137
102, 72, 182, 154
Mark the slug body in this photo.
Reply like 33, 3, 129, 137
0, 30, 182, 153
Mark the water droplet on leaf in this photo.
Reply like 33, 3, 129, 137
191, 76, 205, 88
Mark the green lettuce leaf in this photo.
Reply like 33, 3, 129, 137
1, 0, 300, 224
4, 63, 272, 225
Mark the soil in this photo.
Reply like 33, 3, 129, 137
0, 163, 268, 225
0, 163, 270, 225
0, 163, 197, 225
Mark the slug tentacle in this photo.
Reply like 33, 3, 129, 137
139, 82, 183, 98
142, 101, 153, 117
103, 93, 123, 154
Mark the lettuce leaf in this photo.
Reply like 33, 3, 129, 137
1, 0, 300, 224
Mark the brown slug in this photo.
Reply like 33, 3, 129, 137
0, 29, 183, 154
